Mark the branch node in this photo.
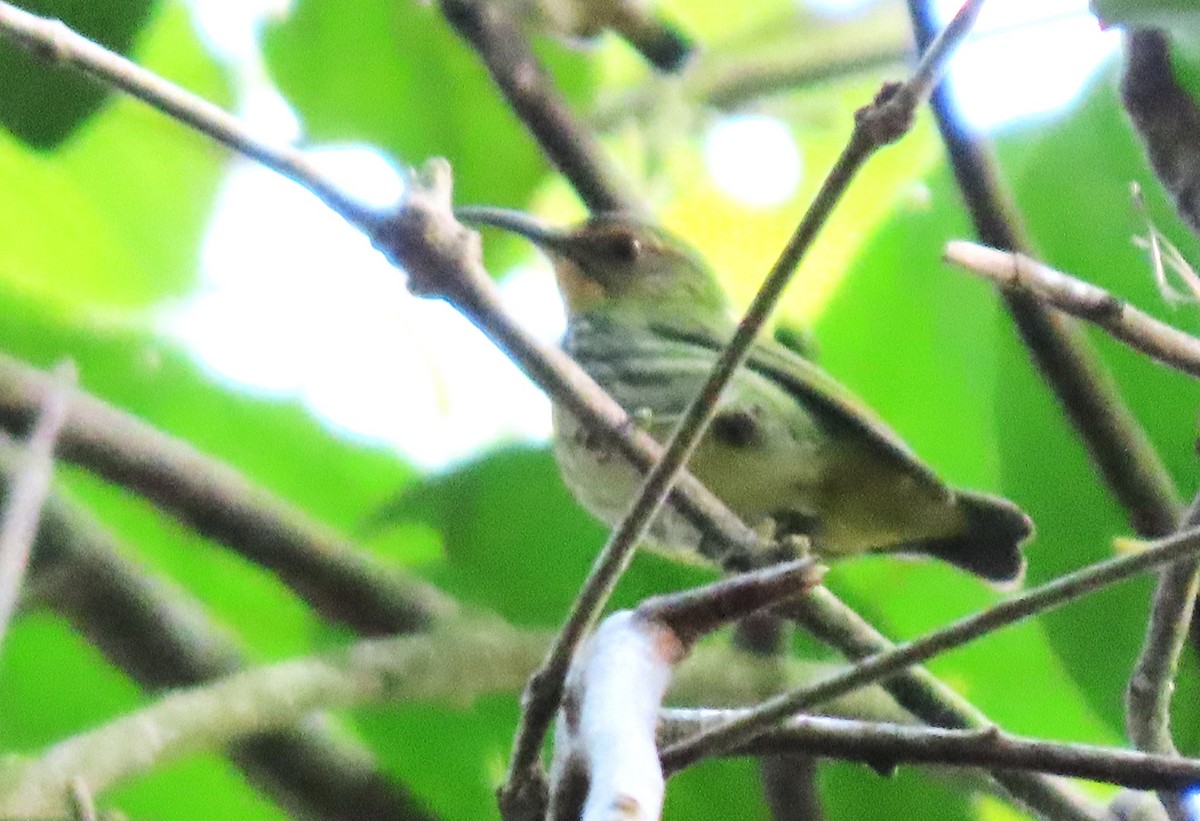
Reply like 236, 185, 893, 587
371, 158, 484, 301
855, 81, 915, 147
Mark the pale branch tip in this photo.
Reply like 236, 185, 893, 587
943, 241, 1200, 381
549, 560, 823, 818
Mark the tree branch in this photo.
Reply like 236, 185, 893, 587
0, 361, 72, 650
0, 351, 455, 636
943, 241, 1200, 380
17, 455, 434, 821
661, 710, 1200, 791
661, 523, 1200, 775
905, 0, 1182, 541
438, 0, 643, 214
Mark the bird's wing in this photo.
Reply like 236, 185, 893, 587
645, 317, 946, 492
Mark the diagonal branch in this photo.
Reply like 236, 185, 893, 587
0, 352, 454, 636
0, 360, 72, 651
661, 523, 1200, 774
661, 709, 1200, 791
438, 0, 642, 214
18, 461, 435, 821
943, 241, 1200, 380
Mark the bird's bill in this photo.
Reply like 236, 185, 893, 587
454, 205, 574, 255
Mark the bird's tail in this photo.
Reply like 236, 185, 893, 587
912, 491, 1033, 586
620, 14, 694, 72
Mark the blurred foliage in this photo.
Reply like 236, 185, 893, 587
0, 0, 157, 147
1, 0, 1199, 819
0, 2, 230, 309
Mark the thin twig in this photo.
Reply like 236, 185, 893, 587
781, 589, 1103, 821
661, 709, 1200, 791
1131, 182, 1200, 307
1126, 495, 1200, 821
438, 0, 642, 214
944, 241, 1200, 380
0, 3, 377, 228
501, 1, 989, 809
661, 523, 1200, 772
0, 360, 72, 651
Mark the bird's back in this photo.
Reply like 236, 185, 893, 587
561, 311, 974, 558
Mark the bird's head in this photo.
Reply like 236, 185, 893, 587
457, 207, 730, 319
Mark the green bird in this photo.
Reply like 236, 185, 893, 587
458, 207, 1033, 584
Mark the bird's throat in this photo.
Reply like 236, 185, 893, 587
553, 258, 608, 314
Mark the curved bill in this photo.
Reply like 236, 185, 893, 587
454, 205, 573, 254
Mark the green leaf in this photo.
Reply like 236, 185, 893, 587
263, 0, 593, 209
0, 0, 157, 147
809, 152, 1117, 746
0, 2, 232, 308
1092, 0, 1200, 46
0, 614, 283, 820
997, 63, 1200, 738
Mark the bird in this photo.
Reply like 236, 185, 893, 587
457, 207, 1033, 584
494, 0, 694, 72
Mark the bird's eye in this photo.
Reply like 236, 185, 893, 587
605, 232, 642, 264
